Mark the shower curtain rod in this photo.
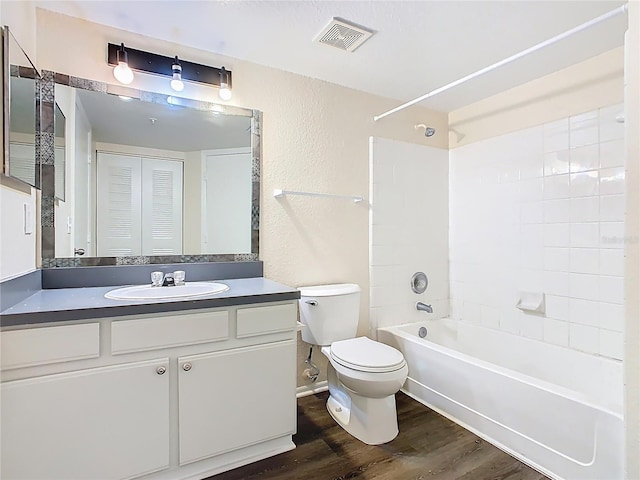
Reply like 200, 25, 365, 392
373, 3, 628, 122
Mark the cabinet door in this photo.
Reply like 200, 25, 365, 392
1, 359, 170, 480
178, 341, 296, 465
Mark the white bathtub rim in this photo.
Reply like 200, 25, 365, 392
379, 323, 623, 418
400, 385, 561, 480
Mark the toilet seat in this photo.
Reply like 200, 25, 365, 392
330, 337, 406, 373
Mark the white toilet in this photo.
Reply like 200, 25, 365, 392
298, 283, 408, 445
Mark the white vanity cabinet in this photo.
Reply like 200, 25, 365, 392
178, 341, 296, 465
0, 300, 298, 480
1, 358, 170, 480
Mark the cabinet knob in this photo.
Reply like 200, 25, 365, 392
156, 366, 167, 375
182, 363, 192, 372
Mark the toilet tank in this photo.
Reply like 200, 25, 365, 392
298, 284, 361, 345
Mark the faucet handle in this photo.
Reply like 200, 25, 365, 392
173, 270, 186, 286
151, 271, 163, 287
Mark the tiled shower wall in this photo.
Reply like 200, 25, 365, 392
450, 104, 625, 360
369, 137, 449, 334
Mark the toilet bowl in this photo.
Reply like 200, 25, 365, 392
321, 337, 408, 444
298, 284, 408, 445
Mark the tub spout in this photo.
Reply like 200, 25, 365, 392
416, 302, 433, 313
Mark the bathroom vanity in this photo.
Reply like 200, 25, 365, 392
0, 277, 300, 480
0, 34, 294, 478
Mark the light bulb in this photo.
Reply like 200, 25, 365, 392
218, 66, 232, 100
170, 76, 184, 92
113, 44, 134, 85
113, 61, 134, 84
219, 85, 232, 100
170, 57, 184, 92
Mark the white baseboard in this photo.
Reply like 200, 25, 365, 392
296, 381, 328, 398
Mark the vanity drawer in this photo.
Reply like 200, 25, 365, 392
111, 311, 229, 355
1, 323, 100, 370
236, 303, 297, 339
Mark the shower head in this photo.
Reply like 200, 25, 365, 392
414, 124, 436, 137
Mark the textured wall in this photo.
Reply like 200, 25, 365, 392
0, 1, 37, 63
0, 180, 37, 281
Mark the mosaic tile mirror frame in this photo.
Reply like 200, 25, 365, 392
39, 71, 261, 268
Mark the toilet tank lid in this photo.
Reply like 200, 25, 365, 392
298, 283, 360, 297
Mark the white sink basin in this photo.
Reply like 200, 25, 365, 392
105, 282, 229, 300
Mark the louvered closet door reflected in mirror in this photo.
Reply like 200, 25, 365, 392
96, 152, 183, 257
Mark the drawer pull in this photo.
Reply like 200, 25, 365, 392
156, 366, 167, 375
182, 362, 192, 372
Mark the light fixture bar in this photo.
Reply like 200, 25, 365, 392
107, 43, 231, 87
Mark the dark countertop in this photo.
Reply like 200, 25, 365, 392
0, 277, 300, 327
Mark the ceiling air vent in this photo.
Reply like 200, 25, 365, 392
314, 18, 374, 53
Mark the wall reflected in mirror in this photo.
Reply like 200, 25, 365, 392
54, 102, 65, 201
52, 84, 253, 259
5, 26, 40, 187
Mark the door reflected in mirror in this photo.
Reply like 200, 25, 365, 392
52, 84, 254, 259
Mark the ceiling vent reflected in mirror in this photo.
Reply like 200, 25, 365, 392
314, 18, 375, 53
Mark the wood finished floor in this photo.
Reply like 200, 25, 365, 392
210, 391, 549, 480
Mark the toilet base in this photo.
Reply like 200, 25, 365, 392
325, 391, 399, 445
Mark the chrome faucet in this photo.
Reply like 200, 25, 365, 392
416, 302, 433, 313
162, 273, 175, 287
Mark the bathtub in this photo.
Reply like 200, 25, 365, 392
378, 319, 623, 480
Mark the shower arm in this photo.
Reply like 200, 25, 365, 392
374, 4, 628, 122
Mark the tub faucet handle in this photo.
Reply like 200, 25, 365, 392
416, 302, 433, 313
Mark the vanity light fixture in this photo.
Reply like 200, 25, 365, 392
107, 43, 233, 96
170, 56, 184, 92
112, 43, 134, 85
219, 67, 232, 100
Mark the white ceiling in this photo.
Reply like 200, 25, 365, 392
74, 88, 251, 152
36, 1, 628, 113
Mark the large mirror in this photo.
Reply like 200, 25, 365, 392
41, 74, 260, 267
3, 26, 40, 187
